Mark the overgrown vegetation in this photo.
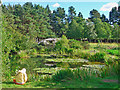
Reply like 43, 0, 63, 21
1, 2, 119, 88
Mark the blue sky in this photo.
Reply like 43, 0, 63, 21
2, 0, 120, 2
2, 0, 120, 19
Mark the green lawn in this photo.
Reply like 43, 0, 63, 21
2, 75, 118, 88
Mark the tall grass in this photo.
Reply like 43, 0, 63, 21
100, 62, 119, 78
51, 63, 118, 82
52, 69, 74, 82
52, 68, 97, 82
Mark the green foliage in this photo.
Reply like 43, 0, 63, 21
104, 56, 115, 65
106, 49, 119, 56
18, 50, 28, 58
57, 62, 70, 68
74, 69, 96, 81
100, 63, 118, 78
67, 48, 74, 56
52, 69, 74, 81
2, 14, 33, 80
84, 19, 97, 39
90, 9, 100, 19
93, 18, 108, 39
112, 23, 120, 39
54, 35, 69, 54
68, 62, 83, 68
81, 41, 90, 49
52, 62, 118, 82
66, 18, 85, 39
52, 68, 97, 82
27, 73, 41, 82
73, 50, 91, 59
89, 52, 106, 62
2, 2, 119, 84
69, 39, 83, 49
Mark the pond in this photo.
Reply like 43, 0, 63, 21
11, 54, 105, 76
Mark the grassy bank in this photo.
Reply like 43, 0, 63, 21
2, 75, 118, 88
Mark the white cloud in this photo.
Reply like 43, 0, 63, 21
100, 2, 118, 11
52, 3, 60, 7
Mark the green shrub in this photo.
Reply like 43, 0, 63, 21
89, 52, 105, 62
106, 49, 119, 56
18, 50, 28, 57
104, 56, 115, 65
80, 41, 90, 49
112, 47, 120, 50
28, 48, 37, 55
69, 39, 83, 49
67, 48, 74, 55
36, 45, 46, 54
73, 50, 90, 59
43, 75, 52, 81
54, 35, 69, 54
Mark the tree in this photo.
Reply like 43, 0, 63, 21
68, 6, 76, 23
84, 19, 97, 40
103, 22, 112, 40
66, 19, 84, 39
49, 7, 67, 37
93, 18, 108, 40
109, 7, 119, 25
55, 7, 65, 19
78, 12, 83, 18
90, 9, 100, 20
118, 6, 120, 12
45, 5, 51, 14
112, 23, 120, 39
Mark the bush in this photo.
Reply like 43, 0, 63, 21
88, 52, 105, 62
106, 49, 119, 56
69, 39, 83, 49
67, 48, 74, 55
54, 35, 69, 54
73, 50, 91, 59
28, 48, 37, 55
80, 41, 90, 49
104, 56, 116, 65
18, 50, 28, 58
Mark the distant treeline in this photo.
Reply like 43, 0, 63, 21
2, 2, 120, 41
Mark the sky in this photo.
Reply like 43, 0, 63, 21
2, 0, 120, 2
2, 0, 120, 19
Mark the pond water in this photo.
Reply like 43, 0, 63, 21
11, 54, 105, 76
